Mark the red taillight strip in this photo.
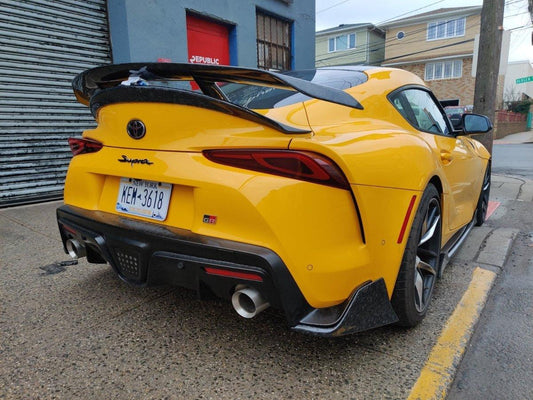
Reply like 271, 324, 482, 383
203, 149, 350, 190
68, 137, 103, 156
204, 267, 263, 282
397, 195, 417, 244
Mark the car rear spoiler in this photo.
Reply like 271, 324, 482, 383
72, 63, 364, 110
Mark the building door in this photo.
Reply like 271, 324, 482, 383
187, 15, 230, 66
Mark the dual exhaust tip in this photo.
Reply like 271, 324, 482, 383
231, 285, 270, 318
67, 239, 269, 318
66, 239, 86, 259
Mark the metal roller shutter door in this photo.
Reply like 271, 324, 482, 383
0, 0, 111, 207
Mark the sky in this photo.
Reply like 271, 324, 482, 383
315, 0, 533, 62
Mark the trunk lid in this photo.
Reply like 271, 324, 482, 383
85, 90, 310, 152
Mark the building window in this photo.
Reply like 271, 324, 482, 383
427, 17, 465, 40
425, 60, 462, 81
256, 11, 292, 71
328, 33, 356, 52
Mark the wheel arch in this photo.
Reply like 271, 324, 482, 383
428, 175, 443, 196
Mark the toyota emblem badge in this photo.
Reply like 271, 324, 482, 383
126, 119, 146, 139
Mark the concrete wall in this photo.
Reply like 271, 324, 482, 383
107, 0, 315, 69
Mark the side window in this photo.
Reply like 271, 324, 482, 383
390, 89, 450, 135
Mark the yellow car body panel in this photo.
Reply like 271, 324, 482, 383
58, 63, 491, 335
89, 102, 308, 151
65, 145, 368, 308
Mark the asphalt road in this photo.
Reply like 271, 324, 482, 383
1, 172, 531, 399
2, 200, 478, 399
492, 143, 533, 179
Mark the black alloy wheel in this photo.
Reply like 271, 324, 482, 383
475, 164, 491, 226
392, 184, 442, 327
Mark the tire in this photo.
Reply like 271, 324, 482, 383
391, 184, 442, 327
475, 164, 491, 226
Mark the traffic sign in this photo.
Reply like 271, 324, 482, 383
516, 76, 533, 84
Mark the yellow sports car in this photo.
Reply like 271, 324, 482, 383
57, 63, 491, 336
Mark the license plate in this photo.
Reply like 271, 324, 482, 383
116, 178, 172, 221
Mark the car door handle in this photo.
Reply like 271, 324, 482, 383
440, 151, 453, 163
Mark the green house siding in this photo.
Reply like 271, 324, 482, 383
315, 26, 384, 67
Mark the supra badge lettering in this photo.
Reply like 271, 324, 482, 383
118, 155, 154, 166
203, 215, 217, 224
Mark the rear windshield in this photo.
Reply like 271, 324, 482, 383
120, 68, 367, 110
218, 69, 367, 109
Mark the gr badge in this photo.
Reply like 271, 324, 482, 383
203, 215, 217, 224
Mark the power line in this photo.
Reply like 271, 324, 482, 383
317, 37, 477, 67
317, 5, 487, 63
381, 38, 475, 64
315, 3, 530, 67
316, 0, 354, 14
316, 19, 482, 65
508, 24, 533, 30
374, 1, 446, 26
505, 10, 533, 18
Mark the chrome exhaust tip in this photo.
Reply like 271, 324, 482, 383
231, 286, 270, 318
65, 239, 86, 259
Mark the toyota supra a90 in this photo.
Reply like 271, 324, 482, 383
57, 63, 492, 336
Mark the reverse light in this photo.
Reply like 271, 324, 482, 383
203, 149, 350, 190
68, 137, 103, 156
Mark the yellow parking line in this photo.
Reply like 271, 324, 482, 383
407, 267, 497, 400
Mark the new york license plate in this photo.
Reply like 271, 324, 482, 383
116, 178, 172, 221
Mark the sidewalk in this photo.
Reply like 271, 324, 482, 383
447, 172, 533, 399
494, 129, 533, 144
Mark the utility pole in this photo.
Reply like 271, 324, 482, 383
473, 0, 505, 154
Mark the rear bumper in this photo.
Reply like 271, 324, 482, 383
57, 205, 398, 335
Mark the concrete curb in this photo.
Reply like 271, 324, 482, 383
407, 267, 497, 400
476, 228, 520, 267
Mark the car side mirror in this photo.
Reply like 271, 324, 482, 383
460, 113, 492, 134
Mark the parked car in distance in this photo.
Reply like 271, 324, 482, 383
57, 63, 492, 336
445, 105, 474, 129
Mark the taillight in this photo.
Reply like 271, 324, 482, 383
203, 149, 350, 190
68, 137, 103, 156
